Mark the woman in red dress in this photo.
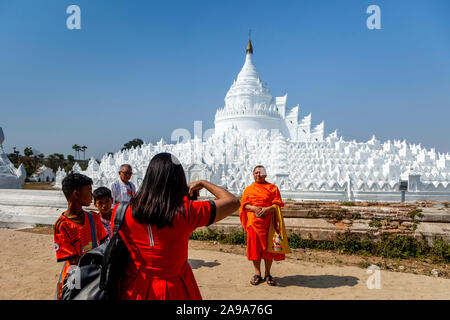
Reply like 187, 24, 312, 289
111, 152, 240, 300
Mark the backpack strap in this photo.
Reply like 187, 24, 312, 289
54, 263, 65, 300
99, 202, 130, 290
87, 211, 98, 248
112, 201, 129, 235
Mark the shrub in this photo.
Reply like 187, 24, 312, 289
430, 236, 450, 263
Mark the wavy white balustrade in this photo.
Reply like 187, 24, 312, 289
52, 125, 450, 199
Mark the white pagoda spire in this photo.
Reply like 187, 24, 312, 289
215, 33, 290, 136
236, 32, 260, 83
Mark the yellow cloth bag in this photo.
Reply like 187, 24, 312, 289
267, 204, 291, 254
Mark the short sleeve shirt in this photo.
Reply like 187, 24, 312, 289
110, 179, 136, 204
110, 197, 216, 281
185, 199, 217, 231
53, 211, 109, 262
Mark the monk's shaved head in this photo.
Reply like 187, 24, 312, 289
253, 165, 266, 175
253, 166, 267, 184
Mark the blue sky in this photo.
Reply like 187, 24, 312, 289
1, 0, 449, 160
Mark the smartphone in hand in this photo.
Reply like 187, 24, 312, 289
188, 189, 199, 201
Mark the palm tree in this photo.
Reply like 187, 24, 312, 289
72, 144, 78, 160
81, 145, 87, 160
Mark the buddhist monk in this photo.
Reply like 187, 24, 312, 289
239, 165, 285, 286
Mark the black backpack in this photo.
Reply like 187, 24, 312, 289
59, 202, 130, 300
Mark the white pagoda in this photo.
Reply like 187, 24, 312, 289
59, 37, 450, 202
0, 128, 26, 189
215, 37, 323, 142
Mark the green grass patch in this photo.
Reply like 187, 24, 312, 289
351, 212, 361, 219
409, 209, 424, 219
190, 228, 247, 245
342, 202, 356, 206
358, 261, 371, 269
369, 219, 382, 228
324, 209, 346, 220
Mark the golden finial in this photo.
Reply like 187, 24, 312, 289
246, 28, 253, 54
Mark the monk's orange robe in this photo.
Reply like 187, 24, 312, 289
239, 182, 285, 261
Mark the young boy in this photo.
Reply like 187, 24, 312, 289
53, 173, 108, 300
93, 186, 113, 239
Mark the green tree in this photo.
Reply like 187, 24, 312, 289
81, 145, 87, 160
7, 147, 21, 166
21, 158, 36, 177
79, 162, 88, 171
72, 144, 80, 160
67, 155, 75, 162
6, 153, 17, 166
45, 153, 65, 172
121, 138, 144, 151
13, 147, 20, 157
24, 147, 33, 157
64, 163, 74, 173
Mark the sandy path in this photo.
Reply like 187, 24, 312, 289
0, 230, 449, 300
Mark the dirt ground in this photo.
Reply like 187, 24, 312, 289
0, 228, 449, 300
17, 225, 450, 279
21, 182, 56, 190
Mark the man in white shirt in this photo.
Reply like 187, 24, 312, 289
110, 164, 136, 204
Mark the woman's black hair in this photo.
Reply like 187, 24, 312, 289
130, 153, 189, 228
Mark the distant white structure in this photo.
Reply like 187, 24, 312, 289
29, 165, 55, 182
0, 127, 26, 189
58, 38, 450, 201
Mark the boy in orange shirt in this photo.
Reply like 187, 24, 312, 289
53, 173, 108, 299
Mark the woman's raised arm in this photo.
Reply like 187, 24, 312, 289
188, 180, 240, 223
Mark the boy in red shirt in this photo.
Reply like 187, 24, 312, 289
53, 173, 108, 299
